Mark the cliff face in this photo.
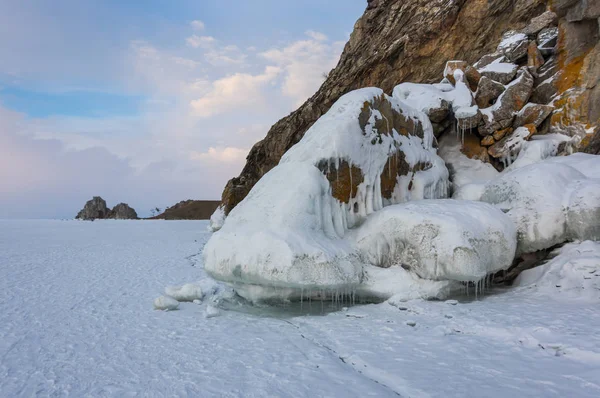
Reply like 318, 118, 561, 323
220, 0, 599, 214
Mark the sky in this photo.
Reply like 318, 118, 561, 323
0, 0, 366, 219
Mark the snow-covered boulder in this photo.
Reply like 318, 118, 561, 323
153, 296, 180, 311
514, 241, 600, 302
351, 200, 517, 284
478, 156, 600, 254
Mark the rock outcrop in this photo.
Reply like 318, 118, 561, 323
107, 203, 138, 220
76, 197, 109, 220
218, 0, 552, 216
75, 197, 138, 220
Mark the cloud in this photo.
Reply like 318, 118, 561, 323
190, 20, 205, 31
261, 32, 344, 105
305, 30, 328, 41
186, 35, 216, 49
189, 66, 281, 118
190, 146, 249, 163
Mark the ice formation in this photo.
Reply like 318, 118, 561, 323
351, 200, 517, 283
153, 296, 180, 311
164, 283, 203, 302
208, 206, 226, 232
203, 88, 480, 302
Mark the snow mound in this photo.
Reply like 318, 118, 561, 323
204, 304, 220, 319
351, 200, 517, 283
514, 241, 600, 302
479, 157, 600, 254
164, 283, 203, 302
153, 296, 180, 311
392, 82, 448, 116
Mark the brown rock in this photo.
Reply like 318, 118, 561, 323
465, 65, 482, 91
488, 124, 537, 160
513, 103, 554, 128
461, 133, 490, 162
527, 41, 545, 73
566, 0, 600, 22
107, 203, 138, 220
219, 0, 554, 215
427, 99, 451, 124
479, 67, 535, 135
475, 76, 505, 108
481, 136, 495, 146
493, 127, 513, 141
318, 159, 365, 203
523, 11, 558, 35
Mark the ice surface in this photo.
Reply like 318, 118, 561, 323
514, 241, 600, 302
2, 220, 600, 397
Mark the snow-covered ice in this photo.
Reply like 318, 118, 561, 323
515, 241, 600, 302
2, 220, 600, 397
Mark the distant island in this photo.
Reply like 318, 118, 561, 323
150, 200, 221, 220
75, 196, 220, 220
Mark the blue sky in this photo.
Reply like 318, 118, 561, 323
0, 0, 365, 218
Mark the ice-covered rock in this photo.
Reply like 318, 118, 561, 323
513, 103, 553, 129
478, 58, 519, 85
351, 200, 517, 283
392, 83, 450, 123
203, 88, 464, 303
497, 31, 529, 62
164, 283, 203, 302
514, 241, 600, 302
153, 296, 180, 311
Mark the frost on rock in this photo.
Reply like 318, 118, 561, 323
153, 296, 180, 311
351, 200, 517, 284
164, 283, 203, 302
479, 155, 600, 254
514, 241, 600, 302
208, 206, 226, 232
204, 88, 455, 302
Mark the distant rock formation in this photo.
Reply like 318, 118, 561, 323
107, 203, 138, 220
152, 200, 220, 220
76, 197, 109, 220
75, 197, 138, 220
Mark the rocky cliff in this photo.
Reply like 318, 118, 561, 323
218, 0, 599, 216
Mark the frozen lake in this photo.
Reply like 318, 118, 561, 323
1, 220, 599, 397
